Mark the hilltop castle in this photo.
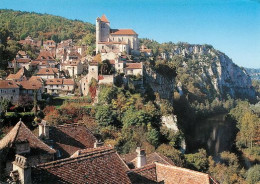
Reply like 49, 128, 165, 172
96, 15, 139, 55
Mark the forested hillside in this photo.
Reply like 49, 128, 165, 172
0, 9, 95, 41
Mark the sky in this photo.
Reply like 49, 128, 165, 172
0, 0, 259, 68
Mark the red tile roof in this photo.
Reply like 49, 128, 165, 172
128, 162, 218, 184
0, 80, 19, 89
48, 124, 97, 158
6, 67, 29, 81
128, 163, 158, 183
37, 51, 55, 60
155, 163, 214, 184
13, 58, 31, 63
32, 147, 132, 184
36, 68, 58, 75
0, 121, 55, 155
63, 79, 75, 85
126, 63, 142, 69
18, 80, 42, 90
45, 78, 63, 85
100, 14, 109, 23
111, 29, 137, 35
122, 152, 175, 169
45, 78, 75, 85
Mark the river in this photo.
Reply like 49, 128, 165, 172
186, 113, 237, 161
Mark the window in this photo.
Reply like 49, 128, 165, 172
102, 46, 104, 49
57, 85, 59, 87
12, 90, 15, 93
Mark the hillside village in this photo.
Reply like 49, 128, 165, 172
0, 14, 224, 184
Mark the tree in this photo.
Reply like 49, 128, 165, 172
157, 144, 185, 167
0, 98, 11, 113
185, 149, 209, 172
95, 105, 117, 127
246, 164, 260, 184
18, 95, 33, 112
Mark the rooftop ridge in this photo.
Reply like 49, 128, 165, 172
129, 163, 156, 173
155, 162, 210, 177
36, 147, 115, 168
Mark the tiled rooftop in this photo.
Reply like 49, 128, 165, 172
0, 121, 56, 155
32, 147, 131, 184
48, 124, 97, 158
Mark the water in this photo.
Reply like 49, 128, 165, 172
186, 113, 237, 161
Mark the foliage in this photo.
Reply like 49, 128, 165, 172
156, 144, 185, 167
99, 59, 114, 75
208, 151, 246, 184
0, 9, 95, 41
229, 100, 260, 161
0, 98, 11, 113
185, 149, 209, 172
18, 94, 33, 112
0, 28, 21, 69
95, 105, 117, 127
98, 84, 117, 104
246, 164, 260, 184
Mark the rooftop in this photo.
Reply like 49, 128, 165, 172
0, 121, 56, 156
111, 29, 137, 35
48, 123, 97, 158
32, 147, 131, 184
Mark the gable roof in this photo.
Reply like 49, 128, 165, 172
37, 51, 55, 60
0, 80, 20, 89
18, 80, 43, 90
128, 162, 218, 184
36, 68, 58, 75
32, 147, 131, 184
100, 14, 109, 23
125, 63, 142, 69
0, 121, 55, 155
122, 151, 175, 169
6, 67, 29, 81
48, 124, 97, 158
111, 29, 137, 35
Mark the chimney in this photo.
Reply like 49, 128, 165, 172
39, 120, 49, 139
94, 140, 104, 148
12, 154, 31, 184
136, 147, 147, 168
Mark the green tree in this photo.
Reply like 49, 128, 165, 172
157, 144, 185, 167
246, 164, 260, 184
0, 98, 11, 113
95, 105, 117, 127
185, 149, 209, 172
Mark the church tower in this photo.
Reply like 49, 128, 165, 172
96, 17, 101, 54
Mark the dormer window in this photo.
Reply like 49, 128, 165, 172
15, 141, 30, 154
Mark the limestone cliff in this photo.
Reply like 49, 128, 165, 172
160, 43, 256, 100
143, 65, 175, 101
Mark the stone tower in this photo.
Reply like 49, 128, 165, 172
96, 17, 101, 54
96, 14, 110, 54
88, 63, 98, 82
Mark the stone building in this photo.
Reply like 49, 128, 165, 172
0, 80, 20, 103
96, 15, 139, 55
0, 121, 56, 178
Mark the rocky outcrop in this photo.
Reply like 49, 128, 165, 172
144, 65, 175, 101
163, 43, 256, 100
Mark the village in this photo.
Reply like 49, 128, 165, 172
0, 15, 219, 184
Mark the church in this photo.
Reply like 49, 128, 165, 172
96, 15, 139, 55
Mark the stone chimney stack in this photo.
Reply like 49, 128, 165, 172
39, 120, 49, 139
136, 147, 147, 168
12, 154, 31, 184
94, 140, 104, 148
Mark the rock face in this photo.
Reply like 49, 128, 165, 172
162, 43, 256, 100
144, 65, 175, 101
245, 68, 260, 81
